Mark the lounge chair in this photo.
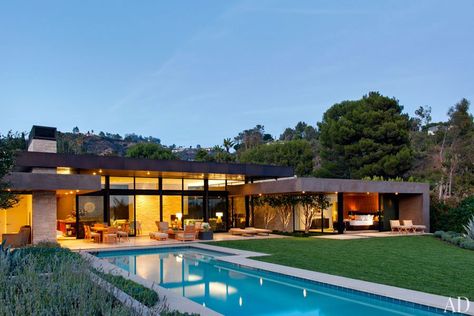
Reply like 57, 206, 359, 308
2, 225, 31, 248
402, 220, 426, 234
229, 228, 259, 237
84, 224, 100, 243
390, 220, 402, 234
176, 225, 196, 241
247, 227, 272, 236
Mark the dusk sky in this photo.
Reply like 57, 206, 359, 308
1, 0, 473, 147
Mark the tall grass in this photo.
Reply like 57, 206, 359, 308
0, 244, 132, 315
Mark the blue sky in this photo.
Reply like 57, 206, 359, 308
1, 0, 473, 147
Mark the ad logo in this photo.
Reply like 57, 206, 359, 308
444, 297, 470, 313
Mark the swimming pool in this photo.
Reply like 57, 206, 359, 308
95, 247, 446, 315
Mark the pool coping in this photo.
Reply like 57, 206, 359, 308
82, 243, 474, 315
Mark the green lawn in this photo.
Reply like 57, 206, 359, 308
211, 236, 474, 299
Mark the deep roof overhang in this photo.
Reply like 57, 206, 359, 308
5, 172, 101, 192
228, 177, 430, 196
13, 151, 294, 180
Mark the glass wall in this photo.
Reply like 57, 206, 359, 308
183, 196, 204, 226
75, 175, 229, 239
208, 180, 226, 191
163, 195, 182, 229
110, 195, 135, 234
0, 194, 31, 236
209, 196, 227, 231
163, 178, 182, 190
110, 177, 134, 189
57, 193, 76, 237
184, 179, 204, 191
294, 193, 337, 232
136, 195, 159, 236
78, 196, 104, 238
135, 178, 158, 190
231, 196, 246, 228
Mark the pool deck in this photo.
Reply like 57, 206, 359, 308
59, 232, 285, 251
68, 234, 473, 315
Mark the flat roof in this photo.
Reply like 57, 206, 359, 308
228, 177, 430, 196
13, 151, 294, 180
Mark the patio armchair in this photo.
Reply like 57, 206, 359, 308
176, 225, 196, 241
2, 225, 31, 248
103, 227, 118, 243
149, 221, 168, 240
84, 225, 100, 243
117, 223, 130, 242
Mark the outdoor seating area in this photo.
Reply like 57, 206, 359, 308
83, 223, 131, 244
390, 220, 427, 234
149, 221, 214, 242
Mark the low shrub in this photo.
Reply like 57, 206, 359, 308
431, 196, 474, 233
434, 230, 474, 251
272, 231, 326, 237
460, 239, 474, 250
96, 271, 159, 307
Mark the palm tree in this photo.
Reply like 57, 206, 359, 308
223, 138, 235, 153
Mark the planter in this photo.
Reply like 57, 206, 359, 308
198, 231, 213, 240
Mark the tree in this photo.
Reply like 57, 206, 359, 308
253, 195, 277, 229
266, 194, 299, 232
0, 133, 20, 209
233, 125, 273, 152
414, 105, 432, 130
72, 126, 80, 134
223, 138, 235, 153
437, 98, 474, 200
298, 194, 319, 233
126, 143, 177, 160
317, 92, 413, 179
194, 148, 211, 162
239, 139, 314, 176
279, 121, 318, 142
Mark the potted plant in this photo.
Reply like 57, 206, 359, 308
198, 222, 213, 240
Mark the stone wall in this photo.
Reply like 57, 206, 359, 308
32, 192, 57, 243
28, 139, 57, 153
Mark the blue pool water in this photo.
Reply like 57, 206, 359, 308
95, 247, 446, 316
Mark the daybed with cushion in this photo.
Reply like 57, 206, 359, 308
347, 215, 375, 230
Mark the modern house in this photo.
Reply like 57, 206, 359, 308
2, 126, 430, 243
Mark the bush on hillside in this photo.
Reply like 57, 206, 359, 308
430, 196, 474, 233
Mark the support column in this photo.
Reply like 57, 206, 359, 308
337, 192, 344, 234
32, 191, 57, 243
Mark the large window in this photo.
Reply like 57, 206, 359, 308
110, 177, 134, 189
183, 196, 203, 226
110, 195, 135, 234
184, 179, 204, 191
135, 177, 158, 190
163, 195, 182, 228
78, 196, 104, 238
136, 195, 159, 236
208, 180, 226, 191
231, 197, 246, 228
209, 196, 227, 231
163, 178, 182, 190
0, 194, 31, 236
